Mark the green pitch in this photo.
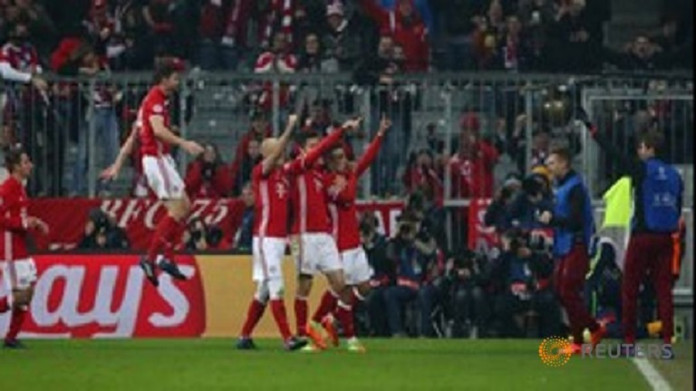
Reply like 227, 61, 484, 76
0, 339, 691, 390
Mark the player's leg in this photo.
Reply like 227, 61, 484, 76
621, 236, 645, 346
237, 280, 269, 350
649, 235, 675, 348
3, 259, 37, 348
140, 156, 190, 284
0, 262, 10, 314
292, 234, 314, 339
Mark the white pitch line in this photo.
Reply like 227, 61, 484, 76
632, 358, 672, 391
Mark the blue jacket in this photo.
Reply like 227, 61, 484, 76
552, 171, 594, 257
637, 159, 683, 233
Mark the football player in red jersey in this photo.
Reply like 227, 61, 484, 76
307, 115, 391, 352
236, 114, 309, 351
0, 146, 49, 348
101, 62, 204, 286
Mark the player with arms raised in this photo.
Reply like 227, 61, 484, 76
0, 146, 49, 348
101, 62, 204, 286
236, 114, 309, 351
308, 115, 391, 352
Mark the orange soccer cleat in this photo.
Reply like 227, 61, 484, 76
306, 321, 328, 350
590, 324, 607, 351
321, 316, 339, 348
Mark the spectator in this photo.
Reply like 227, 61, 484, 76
547, 0, 603, 72
78, 208, 130, 250
430, 0, 480, 70
231, 138, 261, 196
233, 182, 254, 252
83, 0, 119, 67
253, 31, 296, 113
4, 0, 57, 59
496, 15, 532, 71
517, 0, 556, 70
229, 111, 271, 195
358, 0, 429, 72
322, 2, 364, 72
185, 143, 232, 198
197, 0, 251, 71
360, 211, 392, 336
110, 0, 150, 70
604, 35, 667, 71
449, 112, 499, 199
141, 0, 176, 58
383, 211, 440, 337
403, 148, 443, 203
296, 32, 334, 73
472, 0, 506, 70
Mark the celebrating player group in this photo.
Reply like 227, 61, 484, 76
95, 62, 392, 352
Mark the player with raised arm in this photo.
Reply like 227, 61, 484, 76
307, 115, 391, 352
0, 146, 49, 348
236, 114, 308, 351
101, 62, 204, 286
288, 117, 362, 351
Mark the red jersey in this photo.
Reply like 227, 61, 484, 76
286, 127, 346, 235
0, 176, 30, 260
252, 164, 291, 238
136, 86, 171, 157
0, 42, 41, 74
450, 140, 499, 198
326, 134, 383, 251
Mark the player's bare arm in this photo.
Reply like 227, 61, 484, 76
101, 126, 137, 180
150, 115, 204, 156
262, 114, 298, 175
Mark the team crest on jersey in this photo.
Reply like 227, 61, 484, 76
153, 104, 164, 113
275, 182, 288, 199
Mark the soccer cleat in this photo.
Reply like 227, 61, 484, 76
562, 343, 582, 355
158, 259, 187, 280
661, 344, 675, 360
306, 321, 328, 350
590, 324, 607, 351
346, 337, 366, 353
236, 337, 257, 350
139, 256, 159, 287
299, 343, 322, 353
3, 339, 26, 349
284, 336, 308, 351
321, 315, 339, 348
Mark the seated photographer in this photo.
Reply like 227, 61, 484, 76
78, 208, 130, 250
359, 211, 391, 336
444, 249, 490, 338
490, 228, 560, 338
185, 143, 232, 198
183, 217, 229, 251
383, 210, 441, 338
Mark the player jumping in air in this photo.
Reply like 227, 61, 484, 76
0, 146, 49, 348
101, 62, 204, 286
308, 115, 391, 352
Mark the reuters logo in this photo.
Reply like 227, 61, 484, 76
539, 337, 572, 367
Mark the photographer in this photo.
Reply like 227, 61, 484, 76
506, 171, 554, 230
444, 249, 490, 338
489, 228, 560, 338
183, 217, 228, 252
78, 208, 129, 250
185, 143, 231, 198
359, 211, 391, 336
484, 173, 522, 232
383, 210, 441, 338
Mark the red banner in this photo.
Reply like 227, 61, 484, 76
27, 198, 405, 251
0, 255, 206, 338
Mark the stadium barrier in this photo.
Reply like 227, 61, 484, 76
0, 254, 327, 338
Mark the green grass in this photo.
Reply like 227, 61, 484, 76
0, 339, 689, 391
649, 342, 694, 391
